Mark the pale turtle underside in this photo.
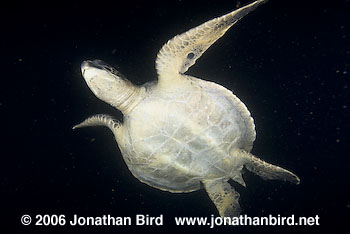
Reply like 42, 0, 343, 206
119, 77, 256, 193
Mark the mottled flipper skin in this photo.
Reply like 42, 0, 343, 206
203, 180, 241, 217
241, 150, 300, 184
156, 0, 269, 83
74, 0, 300, 217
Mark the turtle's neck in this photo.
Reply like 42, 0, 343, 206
114, 84, 146, 114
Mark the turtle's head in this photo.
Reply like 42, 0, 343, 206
80, 59, 139, 113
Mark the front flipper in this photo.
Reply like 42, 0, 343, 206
155, 0, 267, 85
203, 180, 241, 217
73, 114, 121, 137
239, 150, 300, 185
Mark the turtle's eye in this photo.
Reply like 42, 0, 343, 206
84, 59, 126, 81
89, 59, 119, 76
103, 64, 118, 75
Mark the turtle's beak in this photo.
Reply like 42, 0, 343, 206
81, 60, 90, 76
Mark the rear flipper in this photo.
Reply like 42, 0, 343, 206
239, 150, 300, 185
203, 180, 241, 217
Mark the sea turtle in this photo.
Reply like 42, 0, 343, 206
74, 0, 300, 217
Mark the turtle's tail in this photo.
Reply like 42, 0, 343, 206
73, 114, 121, 135
238, 150, 300, 185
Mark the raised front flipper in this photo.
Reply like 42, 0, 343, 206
203, 180, 241, 217
239, 150, 301, 185
155, 0, 268, 86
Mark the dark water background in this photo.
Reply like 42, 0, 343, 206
1, 0, 349, 233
